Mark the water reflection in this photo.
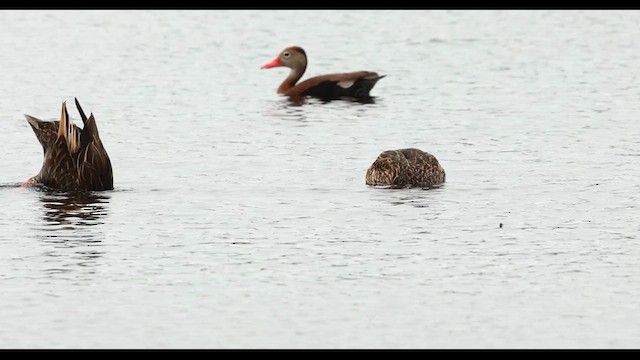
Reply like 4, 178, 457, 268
33, 188, 111, 274
287, 95, 378, 106
369, 185, 446, 208
37, 188, 110, 227
267, 95, 379, 123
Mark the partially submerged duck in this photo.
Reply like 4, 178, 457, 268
25, 98, 113, 191
366, 148, 445, 189
261, 46, 385, 101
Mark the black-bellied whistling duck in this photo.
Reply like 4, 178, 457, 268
366, 148, 446, 189
24, 98, 113, 191
261, 46, 385, 101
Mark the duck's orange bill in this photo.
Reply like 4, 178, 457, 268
261, 57, 283, 69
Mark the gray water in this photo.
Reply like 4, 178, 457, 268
0, 10, 639, 349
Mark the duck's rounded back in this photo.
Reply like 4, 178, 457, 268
366, 148, 445, 189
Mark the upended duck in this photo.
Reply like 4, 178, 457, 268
24, 98, 113, 191
261, 46, 385, 101
366, 148, 445, 189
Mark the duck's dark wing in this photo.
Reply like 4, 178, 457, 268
34, 102, 79, 190
38, 135, 79, 190
76, 139, 113, 191
75, 98, 114, 191
294, 71, 385, 100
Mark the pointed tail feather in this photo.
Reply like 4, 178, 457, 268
75, 98, 100, 143
57, 101, 68, 138
75, 97, 88, 124
58, 101, 80, 153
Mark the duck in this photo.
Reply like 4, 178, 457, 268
24, 98, 113, 191
366, 148, 445, 189
261, 46, 385, 101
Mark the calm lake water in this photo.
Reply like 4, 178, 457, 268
1, 10, 640, 349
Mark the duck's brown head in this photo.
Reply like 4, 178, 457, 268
261, 46, 308, 71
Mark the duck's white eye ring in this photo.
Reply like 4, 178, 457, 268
283, 51, 291, 58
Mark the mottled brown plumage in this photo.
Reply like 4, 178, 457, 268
261, 46, 385, 100
366, 148, 445, 189
26, 98, 113, 191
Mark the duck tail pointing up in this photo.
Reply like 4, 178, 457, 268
58, 101, 80, 154
75, 97, 88, 124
